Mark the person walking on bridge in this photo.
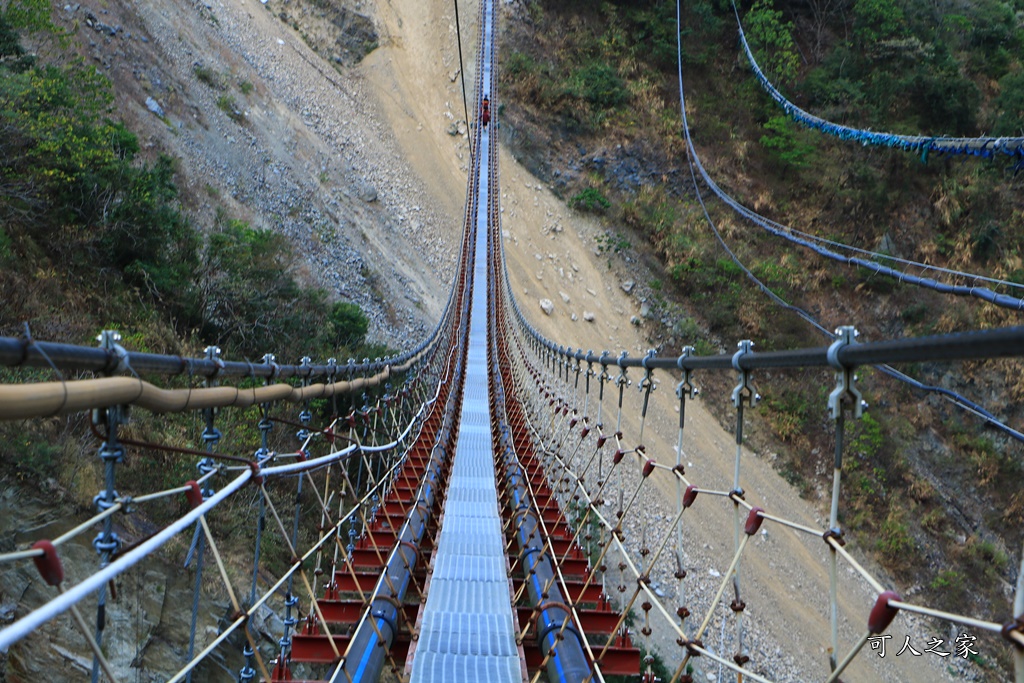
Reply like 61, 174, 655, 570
481, 96, 490, 128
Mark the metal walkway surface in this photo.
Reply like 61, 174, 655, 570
408, 124, 520, 683
408, 1, 522, 679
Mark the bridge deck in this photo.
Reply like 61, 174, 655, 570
408, 1, 522, 677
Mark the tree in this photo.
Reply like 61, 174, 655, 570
806, 0, 843, 63
0, 0, 62, 36
327, 302, 369, 351
994, 71, 1024, 136
760, 115, 816, 171
745, 0, 800, 85
852, 0, 906, 43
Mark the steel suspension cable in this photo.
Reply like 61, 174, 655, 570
730, 2, 1024, 164
453, 0, 471, 134
658, 3, 1024, 311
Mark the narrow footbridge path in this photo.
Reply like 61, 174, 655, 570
0, 1, 1023, 682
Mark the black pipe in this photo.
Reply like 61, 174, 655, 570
497, 424, 592, 683
516, 325, 1024, 371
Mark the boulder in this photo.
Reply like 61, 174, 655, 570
145, 97, 165, 118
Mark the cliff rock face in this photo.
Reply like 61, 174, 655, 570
331, 7, 377, 65
0, 483, 233, 681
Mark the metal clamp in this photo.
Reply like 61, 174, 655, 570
827, 326, 866, 419
257, 353, 277, 383
597, 351, 611, 380
98, 330, 130, 375
204, 345, 224, 382
615, 351, 631, 388
639, 350, 657, 400
731, 340, 760, 408
676, 346, 699, 401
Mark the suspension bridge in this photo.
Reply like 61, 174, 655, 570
1, 0, 1024, 681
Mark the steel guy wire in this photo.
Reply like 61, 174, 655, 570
656, 5, 1024, 311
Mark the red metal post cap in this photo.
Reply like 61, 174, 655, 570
683, 485, 699, 508
31, 540, 64, 586
744, 507, 765, 536
185, 480, 203, 509
868, 590, 901, 634
248, 461, 264, 486
642, 459, 656, 478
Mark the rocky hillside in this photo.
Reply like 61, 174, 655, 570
10, 0, 464, 347
1, 0, 471, 678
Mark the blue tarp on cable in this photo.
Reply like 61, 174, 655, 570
735, 17, 1024, 163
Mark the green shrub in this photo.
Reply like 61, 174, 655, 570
201, 219, 319, 358
596, 231, 630, 253
11, 437, 60, 483
760, 116, 815, 169
852, 412, 884, 458
0, 13, 35, 71
744, 0, 799, 85
217, 95, 246, 123
763, 389, 810, 442
994, 71, 1024, 135
570, 187, 611, 213
505, 50, 538, 77
328, 302, 369, 350
852, 0, 906, 43
194, 64, 226, 89
876, 506, 915, 567
567, 62, 627, 110
623, 186, 676, 239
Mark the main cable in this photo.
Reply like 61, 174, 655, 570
731, 2, 1024, 163
453, 0, 470, 132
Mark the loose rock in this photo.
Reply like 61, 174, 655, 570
145, 96, 165, 117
